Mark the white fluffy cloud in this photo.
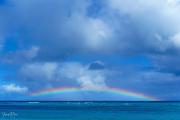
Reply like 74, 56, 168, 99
1, 84, 28, 93
19, 62, 108, 91
20, 62, 58, 81
83, 19, 114, 52
59, 62, 107, 90
106, 0, 180, 52
171, 32, 180, 47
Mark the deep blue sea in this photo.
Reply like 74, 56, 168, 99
0, 102, 180, 120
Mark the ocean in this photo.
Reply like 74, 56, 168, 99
0, 102, 180, 120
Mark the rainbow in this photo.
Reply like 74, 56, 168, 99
31, 87, 158, 101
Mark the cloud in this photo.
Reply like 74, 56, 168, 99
171, 32, 180, 47
1, 46, 39, 64
1, 83, 28, 93
98, 0, 180, 75
1, 0, 180, 60
0, 0, 114, 60
20, 62, 58, 81
88, 61, 105, 70
83, 19, 114, 52
101, 66, 180, 100
19, 61, 108, 91
1, 0, 180, 100
150, 54, 180, 74
104, 0, 180, 53
60, 62, 107, 90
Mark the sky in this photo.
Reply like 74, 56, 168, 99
1, 0, 180, 101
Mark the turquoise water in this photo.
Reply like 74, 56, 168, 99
0, 102, 180, 120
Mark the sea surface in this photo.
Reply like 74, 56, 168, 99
0, 102, 180, 120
